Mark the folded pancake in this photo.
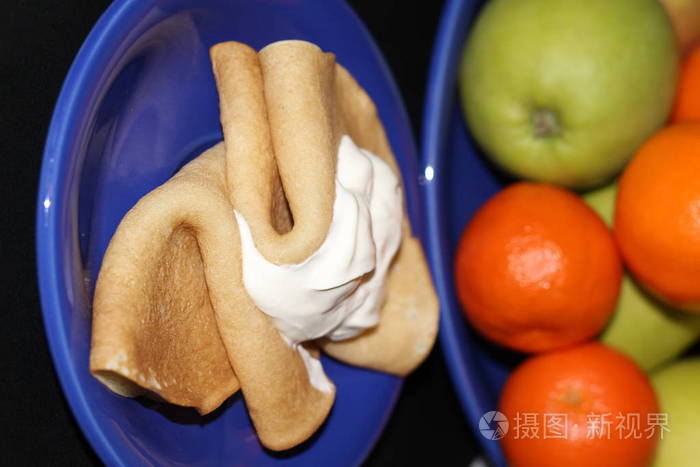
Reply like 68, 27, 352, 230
90, 40, 438, 451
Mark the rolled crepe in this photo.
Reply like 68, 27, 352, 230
90, 40, 438, 450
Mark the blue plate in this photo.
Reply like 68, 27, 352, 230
36, 0, 425, 465
421, 1, 515, 466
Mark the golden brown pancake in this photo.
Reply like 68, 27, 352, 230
90, 40, 438, 450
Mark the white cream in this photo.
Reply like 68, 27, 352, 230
234, 135, 403, 392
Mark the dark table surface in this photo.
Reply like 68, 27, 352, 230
1, 1, 478, 465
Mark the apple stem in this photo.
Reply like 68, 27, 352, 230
532, 109, 560, 138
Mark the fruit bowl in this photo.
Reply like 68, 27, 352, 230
421, 1, 514, 465
422, 0, 687, 463
35, 0, 425, 465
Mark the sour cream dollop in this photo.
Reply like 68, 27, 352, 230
233, 135, 403, 392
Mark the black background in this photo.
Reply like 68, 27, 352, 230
0, 1, 478, 465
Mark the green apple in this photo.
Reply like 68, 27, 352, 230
660, 0, 700, 55
460, 0, 677, 189
652, 358, 700, 466
602, 277, 700, 371
584, 183, 700, 371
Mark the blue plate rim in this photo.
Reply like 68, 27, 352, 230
420, 0, 506, 464
36, 2, 162, 465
